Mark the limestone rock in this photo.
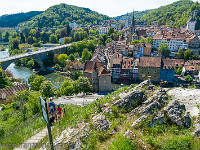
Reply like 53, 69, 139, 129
69, 138, 82, 150
164, 100, 183, 126
193, 124, 200, 137
103, 107, 112, 114
124, 130, 136, 139
150, 113, 165, 127
132, 115, 148, 128
184, 112, 191, 128
92, 114, 110, 131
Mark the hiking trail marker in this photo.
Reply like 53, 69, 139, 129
39, 96, 54, 150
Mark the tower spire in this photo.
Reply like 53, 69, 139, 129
131, 8, 135, 27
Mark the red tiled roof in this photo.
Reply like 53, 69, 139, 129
98, 67, 111, 76
139, 57, 161, 68
161, 59, 175, 69
0, 84, 28, 100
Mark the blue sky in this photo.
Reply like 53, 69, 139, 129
0, 0, 198, 17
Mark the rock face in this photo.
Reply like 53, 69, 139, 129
164, 100, 183, 126
92, 114, 110, 131
193, 124, 200, 137
163, 100, 191, 128
150, 113, 165, 127
131, 87, 168, 116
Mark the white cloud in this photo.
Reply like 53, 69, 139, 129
0, 0, 197, 17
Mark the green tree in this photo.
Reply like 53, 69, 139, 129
28, 74, 38, 84
175, 66, 183, 75
177, 48, 184, 59
72, 70, 83, 80
0, 69, 12, 88
140, 38, 146, 43
184, 49, 193, 60
68, 54, 75, 62
12, 39, 19, 50
57, 54, 68, 67
64, 37, 72, 44
76, 76, 92, 94
40, 80, 54, 98
2, 31, 10, 42
185, 75, 193, 83
74, 52, 79, 58
158, 43, 170, 56
147, 37, 153, 45
81, 48, 92, 62
49, 34, 58, 43
107, 27, 115, 36
30, 75, 45, 91
131, 40, 140, 45
59, 78, 74, 96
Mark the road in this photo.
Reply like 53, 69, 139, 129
0, 43, 71, 62
53, 94, 105, 106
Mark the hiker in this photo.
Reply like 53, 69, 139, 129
56, 104, 62, 119
48, 97, 57, 125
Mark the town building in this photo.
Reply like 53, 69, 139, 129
120, 58, 139, 83
186, 16, 196, 33
138, 57, 161, 82
110, 53, 123, 83
153, 30, 200, 52
0, 84, 28, 100
98, 26, 110, 35
69, 22, 82, 29
83, 61, 112, 92
133, 43, 152, 59
160, 59, 175, 82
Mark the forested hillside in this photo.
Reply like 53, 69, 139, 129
0, 11, 43, 27
113, 10, 152, 21
140, 0, 194, 27
19, 3, 110, 29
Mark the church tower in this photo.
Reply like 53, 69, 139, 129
187, 12, 196, 33
130, 9, 135, 34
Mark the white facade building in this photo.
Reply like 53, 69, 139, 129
99, 26, 110, 35
69, 22, 82, 29
153, 38, 188, 52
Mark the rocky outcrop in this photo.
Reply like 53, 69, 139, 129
92, 114, 110, 131
149, 113, 165, 127
113, 89, 146, 111
131, 87, 168, 115
131, 115, 148, 127
193, 124, 200, 137
124, 130, 136, 139
164, 100, 183, 126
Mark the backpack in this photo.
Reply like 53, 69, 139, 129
49, 102, 56, 114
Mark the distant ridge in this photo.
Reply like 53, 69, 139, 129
19, 3, 110, 29
0, 11, 43, 27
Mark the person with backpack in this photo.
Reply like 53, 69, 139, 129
48, 97, 57, 125
56, 104, 62, 120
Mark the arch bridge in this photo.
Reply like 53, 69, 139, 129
0, 43, 71, 70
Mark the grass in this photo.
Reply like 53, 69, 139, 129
32, 83, 200, 150
0, 113, 46, 150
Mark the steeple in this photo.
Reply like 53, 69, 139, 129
131, 9, 135, 27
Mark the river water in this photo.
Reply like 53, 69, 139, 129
0, 48, 61, 83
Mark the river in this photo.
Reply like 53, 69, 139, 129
0, 48, 61, 83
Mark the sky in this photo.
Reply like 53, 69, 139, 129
0, 0, 198, 17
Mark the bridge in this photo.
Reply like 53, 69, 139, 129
0, 43, 71, 70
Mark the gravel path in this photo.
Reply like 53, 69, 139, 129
168, 87, 200, 116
